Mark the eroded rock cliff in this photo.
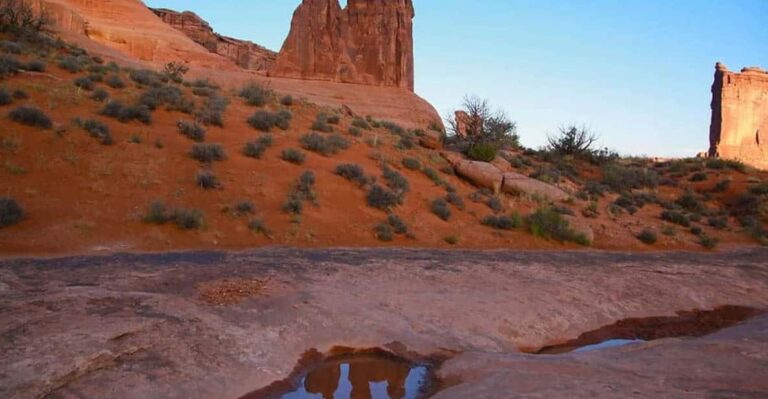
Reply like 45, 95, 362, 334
151, 8, 277, 72
709, 63, 768, 170
271, 0, 415, 91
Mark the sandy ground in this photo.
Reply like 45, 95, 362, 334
1, 247, 767, 398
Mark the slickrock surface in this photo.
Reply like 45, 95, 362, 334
1, 248, 767, 398
709, 63, 768, 170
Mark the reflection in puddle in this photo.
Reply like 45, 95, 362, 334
281, 355, 427, 399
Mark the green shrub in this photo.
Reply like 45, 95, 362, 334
401, 157, 421, 170
0, 197, 24, 228
374, 223, 394, 241
248, 218, 270, 235
431, 198, 452, 221
281, 148, 305, 165
101, 101, 151, 124
143, 201, 171, 224
239, 83, 273, 106
190, 143, 226, 163
311, 113, 334, 132
73, 76, 93, 91
602, 165, 658, 192
698, 234, 719, 249
526, 207, 589, 245
105, 75, 125, 89
0, 88, 11, 105
138, 85, 193, 113
129, 69, 166, 87
279, 95, 293, 106
78, 118, 113, 145
247, 110, 291, 132
242, 135, 273, 159
382, 166, 409, 195
466, 142, 498, 162
387, 214, 409, 234
636, 228, 657, 244
352, 117, 371, 130
423, 167, 442, 184
24, 60, 46, 72
195, 95, 229, 127
445, 192, 465, 210
689, 172, 708, 182
173, 208, 204, 230
380, 120, 405, 135
90, 88, 109, 102
8, 106, 51, 128
366, 185, 401, 211
57, 56, 82, 73
300, 132, 349, 156
706, 158, 746, 172
712, 179, 731, 193
177, 120, 206, 142
661, 210, 690, 227
335, 163, 370, 186
708, 216, 728, 229
675, 190, 704, 213
282, 195, 303, 215
396, 136, 414, 150
482, 214, 522, 230
530, 166, 561, 184
196, 169, 220, 189
234, 200, 254, 215
348, 126, 362, 137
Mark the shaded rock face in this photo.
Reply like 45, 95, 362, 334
151, 8, 277, 72
709, 63, 768, 170
271, 0, 415, 91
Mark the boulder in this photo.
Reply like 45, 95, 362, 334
490, 156, 512, 172
439, 150, 465, 167
271, 0, 415, 91
455, 160, 504, 194
419, 130, 443, 150
501, 172, 569, 202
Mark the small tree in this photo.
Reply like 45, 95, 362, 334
0, 0, 50, 33
546, 125, 598, 158
447, 95, 519, 161
163, 61, 189, 82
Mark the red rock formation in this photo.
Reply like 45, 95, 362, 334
38, 0, 234, 69
151, 8, 277, 72
709, 62, 768, 170
271, 0, 415, 91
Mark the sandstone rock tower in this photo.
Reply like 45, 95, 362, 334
708, 63, 768, 169
270, 0, 415, 91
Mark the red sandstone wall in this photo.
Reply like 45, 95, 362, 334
709, 63, 768, 170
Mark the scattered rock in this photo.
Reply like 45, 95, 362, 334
501, 172, 570, 202
455, 160, 504, 194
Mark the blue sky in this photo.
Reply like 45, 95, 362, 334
144, 0, 768, 157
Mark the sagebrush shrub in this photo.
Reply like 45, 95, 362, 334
281, 148, 305, 165
280, 95, 293, 106
73, 76, 93, 90
239, 83, 273, 106
661, 210, 690, 227
335, 163, 369, 186
0, 88, 11, 105
101, 101, 151, 124
526, 207, 590, 245
482, 214, 522, 230
9, 106, 51, 128
243, 135, 273, 159
129, 69, 166, 87
79, 118, 113, 145
190, 143, 226, 163
300, 132, 349, 156
196, 169, 220, 189
57, 55, 82, 73
401, 157, 421, 170
431, 198, 452, 221
105, 75, 125, 89
248, 218, 270, 235
636, 228, 657, 244
366, 184, 401, 211
90, 88, 109, 102
138, 85, 193, 113
196, 95, 229, 127
178, 120, 206, 142
0, 197, 24, 228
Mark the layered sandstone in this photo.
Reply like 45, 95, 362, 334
151, 8, 277, 72
271, 0, 415, 91
708, 63, 768, 170
37, 0, 234, 69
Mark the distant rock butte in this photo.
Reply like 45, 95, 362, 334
709, 63, 768, 170
271, 0, 415, 91
150, 8, 277, 72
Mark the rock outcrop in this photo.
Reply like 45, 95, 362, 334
270, 0, 415, 91
151, 8, 277, 72
708, 63, 768, 170
38, 0, 234, 69
501, 172, 570, 202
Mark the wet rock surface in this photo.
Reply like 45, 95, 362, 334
1, 248, 768, 398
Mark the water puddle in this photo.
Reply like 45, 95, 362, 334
242, 348, 436, 399
533, 305, 761, 355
